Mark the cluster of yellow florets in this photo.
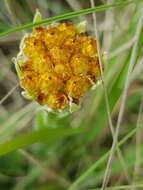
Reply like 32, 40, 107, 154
15, 22, 100, 110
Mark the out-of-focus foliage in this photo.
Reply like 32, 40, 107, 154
0, 0, 143, 190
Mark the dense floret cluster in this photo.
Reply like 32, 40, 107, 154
14, 22, 100, 110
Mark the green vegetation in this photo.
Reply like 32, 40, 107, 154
0, 0, 142, 190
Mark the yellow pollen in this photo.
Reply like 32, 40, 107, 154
15, 22, 100, 110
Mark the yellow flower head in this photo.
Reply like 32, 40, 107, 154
14, 14, 100, 111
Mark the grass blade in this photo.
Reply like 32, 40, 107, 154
0, 127, 84, 157
101, 6, 143, 189
0, 1, 134, 38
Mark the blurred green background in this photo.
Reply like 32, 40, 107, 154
0, 0, 143, 190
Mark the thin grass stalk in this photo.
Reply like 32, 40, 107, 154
133, 91, 143, 179
90, 0, 132, 184
0, 83, 19, 105
68, 114, 143, 190
101, 6, 143, 189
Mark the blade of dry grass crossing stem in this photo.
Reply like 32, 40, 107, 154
101, 7, 143, 189
75, 2, 138, 147
87, 8, 140, 122
0, 83, 19, 105
89, 0, 113, 133
90, 0, 132, 184
68, 120, 143, 190
0, 1, 134, 38
0, 127, 85, 157
0, 103, 37, 142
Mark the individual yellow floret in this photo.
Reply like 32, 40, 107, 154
46, 93, 68, 109
70, 54, 89, 75
65, 76, 91, 100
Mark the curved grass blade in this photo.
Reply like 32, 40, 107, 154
0, 1, 134, 38
0, 127, 84, 157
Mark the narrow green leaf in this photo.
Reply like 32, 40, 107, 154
0, 1, 134, 38
0, 127, 84, 157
